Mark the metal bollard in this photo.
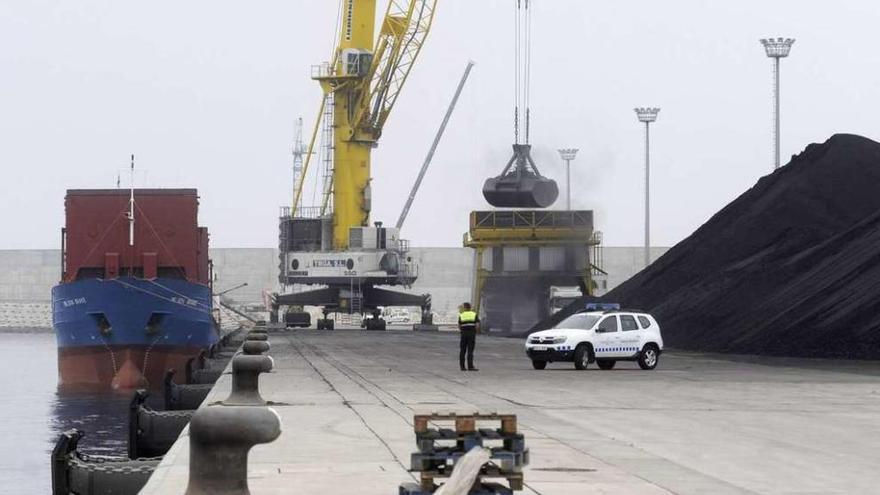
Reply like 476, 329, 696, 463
223, 354, 274, 406
242, 341, 269, 355
184, 406, 281, 495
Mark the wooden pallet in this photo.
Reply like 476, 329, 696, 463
407, 412, 526, 493
413, 412, 518, 436
416, 428, 526, 454
411, 448, 528, 472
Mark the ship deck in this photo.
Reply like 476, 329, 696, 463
142, 328, 880, 494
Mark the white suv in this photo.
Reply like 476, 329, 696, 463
525, 310, 664, 370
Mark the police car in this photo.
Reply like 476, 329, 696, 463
525, 306, 664, 371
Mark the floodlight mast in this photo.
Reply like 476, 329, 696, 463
760, 37, 795, 170
557, 148, 578, 210
634, 107, 660, 268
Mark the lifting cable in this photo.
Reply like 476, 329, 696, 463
524, 0, 532, 144
514, 0, 520, 144
514, 0, 533, 145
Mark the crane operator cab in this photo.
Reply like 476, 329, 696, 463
341, 48, 373, 77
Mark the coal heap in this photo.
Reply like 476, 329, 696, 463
541, 134, 880, 359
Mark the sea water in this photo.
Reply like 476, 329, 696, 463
0, 331, 132, 494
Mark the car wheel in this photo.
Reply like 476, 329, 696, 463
531, 360, 547, 370
638, 345, 659, 370
573, 345, 590, 370
597, 359, 616, 370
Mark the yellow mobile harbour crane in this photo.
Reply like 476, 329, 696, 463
274, 0, 447, 330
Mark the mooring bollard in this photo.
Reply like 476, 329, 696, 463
244, 332, 268, 342
223, 354, 274, 406
242, 340, 270, 355
184, 406, 281, 495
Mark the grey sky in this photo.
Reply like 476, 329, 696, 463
2, 1, 879, 249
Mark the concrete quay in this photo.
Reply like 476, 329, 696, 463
142, 329, 880, 494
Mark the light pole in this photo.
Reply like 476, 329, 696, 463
760, 37, 795, 170
557, 148, 578, 210
634, 107, 660, 268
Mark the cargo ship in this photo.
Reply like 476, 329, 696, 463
52, 188, 217, 390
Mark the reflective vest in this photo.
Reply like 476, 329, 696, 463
459, 310, 478, 331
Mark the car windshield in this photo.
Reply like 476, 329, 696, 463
554, 313, 601, 330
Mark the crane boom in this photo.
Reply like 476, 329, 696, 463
396, 61, 474, 230
356, 0, 436, 139
305, 0, 437, 249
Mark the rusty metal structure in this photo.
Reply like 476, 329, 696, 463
464, 210, 604, 334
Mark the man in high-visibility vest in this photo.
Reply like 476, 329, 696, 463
458, 303, 479, 371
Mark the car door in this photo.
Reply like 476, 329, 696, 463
593, 315, 622, 358
618, 314, 641, 355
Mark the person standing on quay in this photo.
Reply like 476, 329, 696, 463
458, 303, 479, 371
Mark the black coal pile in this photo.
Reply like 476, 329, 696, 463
538, 134, 880, 359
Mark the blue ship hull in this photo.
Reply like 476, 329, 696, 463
52, 277, 217, 389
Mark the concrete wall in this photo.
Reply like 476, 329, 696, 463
0, 248, 282, 304
210, 248, 279, 306
403, 247, 475, 320
0, 246, 669, 322
0, 250, 61, 302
